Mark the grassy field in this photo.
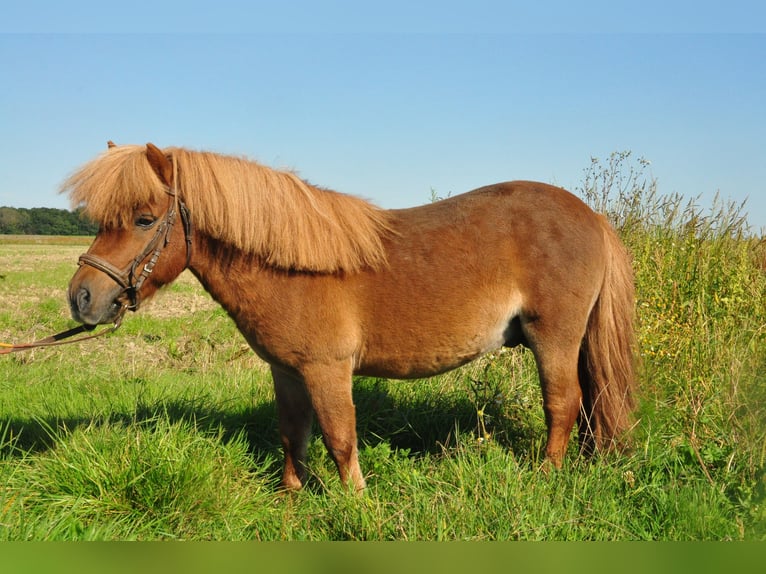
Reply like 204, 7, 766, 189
1, 157, 764, 540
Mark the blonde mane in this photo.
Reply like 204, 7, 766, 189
62, 145, 393, 273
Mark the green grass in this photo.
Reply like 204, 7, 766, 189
1, 158, 764, 540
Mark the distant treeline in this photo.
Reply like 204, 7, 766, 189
0, 206, 98, 236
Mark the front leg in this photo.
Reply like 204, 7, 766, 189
272, 366, 314, 490
302, 360, 366, 491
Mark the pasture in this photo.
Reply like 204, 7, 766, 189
1, 156, 764, 540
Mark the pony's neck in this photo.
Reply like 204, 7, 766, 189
187, 234, 265, 317
184, 232, 317, 366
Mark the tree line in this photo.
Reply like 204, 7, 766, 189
0, 206, 98, 236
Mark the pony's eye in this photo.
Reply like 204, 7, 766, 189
136, 215, 157, 229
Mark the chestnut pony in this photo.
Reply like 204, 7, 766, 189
64, 142, 636, 491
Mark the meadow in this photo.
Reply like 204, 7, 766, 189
0, 153, 764, 540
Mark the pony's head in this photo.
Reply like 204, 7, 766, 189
64, 143, 191, 325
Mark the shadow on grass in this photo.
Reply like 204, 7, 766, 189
1, 376, 541, 488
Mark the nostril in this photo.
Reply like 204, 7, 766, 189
76, 286, 91, 312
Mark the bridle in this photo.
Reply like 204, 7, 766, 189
1, 185, 191, 355
77, 185, 193, 313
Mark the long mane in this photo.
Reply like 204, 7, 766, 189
62, 145, 393, 273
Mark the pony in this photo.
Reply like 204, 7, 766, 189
63, 142, 637, 491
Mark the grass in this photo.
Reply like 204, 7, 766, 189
1, 156, 764, 540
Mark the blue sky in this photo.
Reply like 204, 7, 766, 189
2, 2, 765, 230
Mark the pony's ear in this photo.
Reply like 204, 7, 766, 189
107, 140, 117, 149
145, 143, 173, 187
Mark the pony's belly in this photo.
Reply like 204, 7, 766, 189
362, 358, 483, 380
356, 346, 491, 379
356, 303, 524, 379
356, 328, 511, 380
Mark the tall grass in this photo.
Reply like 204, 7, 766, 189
579, 152, 765, 538
0, 155, 764, 539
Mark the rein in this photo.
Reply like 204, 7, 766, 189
2, 179, 192, 356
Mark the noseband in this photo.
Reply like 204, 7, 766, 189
77, 187, 192, 312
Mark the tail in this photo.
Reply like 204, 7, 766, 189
578, 216, 637, 454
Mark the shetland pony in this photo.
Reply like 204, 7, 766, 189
64, 143, 636, 491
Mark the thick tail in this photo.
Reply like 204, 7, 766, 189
578, 217, 637, 454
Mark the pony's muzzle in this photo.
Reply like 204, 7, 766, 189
68, 276, 126, 326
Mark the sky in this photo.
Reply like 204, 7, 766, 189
1, 2, 765, 231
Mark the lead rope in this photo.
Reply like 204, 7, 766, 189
0, 313, 125, 355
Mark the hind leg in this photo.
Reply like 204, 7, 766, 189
525, 323, 584, 468
538, 347, 583, 468
272, 366, 314, 490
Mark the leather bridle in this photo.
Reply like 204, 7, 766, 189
1, 194, 191, 356
1, 195, 191, 355
77, 186, 192, 313
2, 166, 193, 355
